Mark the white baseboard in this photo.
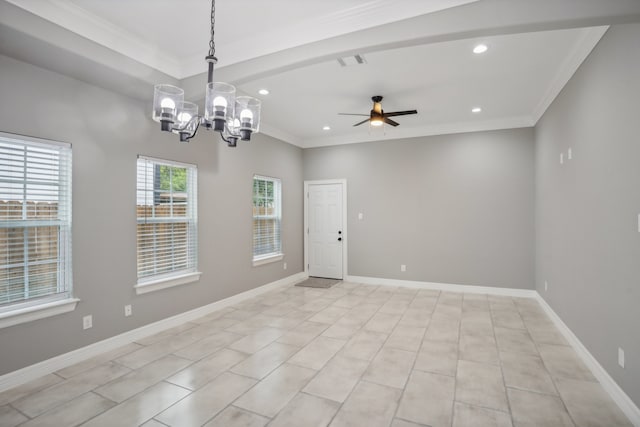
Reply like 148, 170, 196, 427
345, 275, 537, 298
535, 293, 640, 427
2, 271, 637, 427
0, 271, 308, 393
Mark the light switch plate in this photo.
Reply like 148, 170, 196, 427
560, 153, 564, 164
83, 315, 93, 330
568, 148, 572, 160
618, 347, 625, 368
358, 212, 364, 220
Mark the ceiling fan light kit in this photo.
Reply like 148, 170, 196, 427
339, 95, 417, 129
151, 0, 261, 146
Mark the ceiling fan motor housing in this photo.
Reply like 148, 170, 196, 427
339, 95, 416, 127
372, 96, 383, 116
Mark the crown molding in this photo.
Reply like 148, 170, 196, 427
299, 115, 534, 148
531, 25, 608, 124
258, 123, 303, 148
4, 0, 183, 77
4, 0, 477, 80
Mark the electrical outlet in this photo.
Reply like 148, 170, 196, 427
568, 148, 572, 160
358, 212, 364, 220
283, 262, 287, 270
401, 264, 406, 272
124, 305, 132, 317
619, 347, 625, 368
83, 315, 93, 330
545, 281, 548, 291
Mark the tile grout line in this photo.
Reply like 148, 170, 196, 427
517, 299, 579, 427
279, 283, 366, 422
3, 293, 265, 426
322, 283, 410, 427
389, 287, 441, 426
449, 290, 463, 427
7, 362, 133, 422
8, 401, 31, 421
4, 282, 608, 427
491, 295, 518, 427
81, 322, 250, 425
209, 282, 369, 425
312, 283, 394, 426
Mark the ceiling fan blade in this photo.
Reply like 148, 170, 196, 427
353, 119, 370, 127
338, 113, 369, 116
383, 110, 418, 117
384, 118, 400, 127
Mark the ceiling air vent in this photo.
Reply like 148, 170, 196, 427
337, 54, 367, 67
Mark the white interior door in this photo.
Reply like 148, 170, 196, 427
308, 183, 343, 279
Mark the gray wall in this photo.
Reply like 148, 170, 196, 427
303, 128, 535, 289
535, 23, 640, 406
0, 54, 303, 375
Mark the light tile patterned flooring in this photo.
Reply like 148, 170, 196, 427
0, 282, 633, 427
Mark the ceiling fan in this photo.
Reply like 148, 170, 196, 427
339, 95, 417, 127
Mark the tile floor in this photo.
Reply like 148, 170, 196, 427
0, 282, 633, 427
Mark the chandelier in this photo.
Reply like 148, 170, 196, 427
151, 0, 261, 146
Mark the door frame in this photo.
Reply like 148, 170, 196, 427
304, 179, 348, 279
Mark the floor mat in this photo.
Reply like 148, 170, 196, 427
295, 277, 341, 288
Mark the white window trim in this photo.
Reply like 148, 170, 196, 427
134, 271, 202, 295
137, 155, 195, 169
0, 297, 79, 329
252, 175, 283, 264
136, 155, 198, 287
252, 253, 284, 267
0, 132, 74, 324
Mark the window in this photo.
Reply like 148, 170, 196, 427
0, 133, 72, 312
136, 156, 198, 293
252, 175, 282, 265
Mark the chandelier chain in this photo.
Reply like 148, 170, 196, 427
209, 0, 216, 58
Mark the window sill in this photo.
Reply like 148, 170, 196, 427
0, 298, 80, 329
135, 271, 202, 295
253, 253, 284, 267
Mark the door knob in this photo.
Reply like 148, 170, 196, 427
338, 237, 342, 241
338, 231, 342, 234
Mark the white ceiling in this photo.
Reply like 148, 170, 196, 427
5, 0, 477, 79
1, 0, 639, 148
243, 27, 606, 147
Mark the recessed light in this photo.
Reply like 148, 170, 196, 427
471, 107, 482, 113
258, 89, 269, 95
473, 44, 488, 54
322, 126, 331, 131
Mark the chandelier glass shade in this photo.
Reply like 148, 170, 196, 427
151, 0, 261, 145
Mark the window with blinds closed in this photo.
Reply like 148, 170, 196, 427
252, 175, 282, 261
0, 133, 72, 310
136, 157, 197, 283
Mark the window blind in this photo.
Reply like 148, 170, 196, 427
0, 133, 72, 309
136, 156, 197, 283
252, 175, 282, 260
